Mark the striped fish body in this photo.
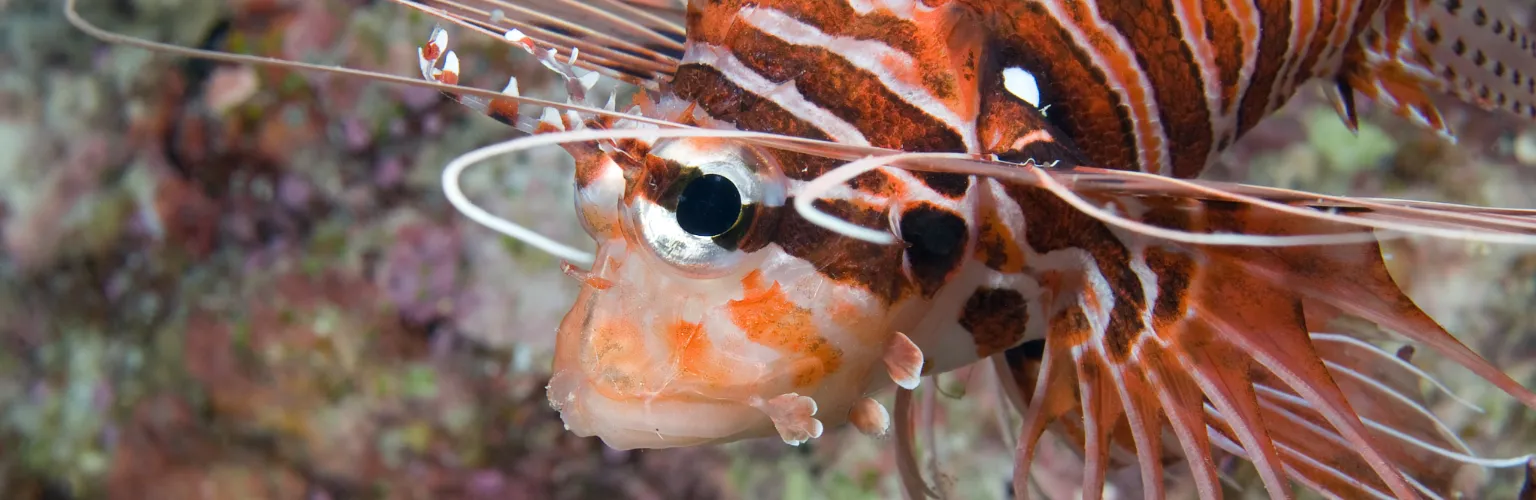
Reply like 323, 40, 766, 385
674, 0, 1091, 173
970, 0, 1392, 178
682, 0, 1536, 178
379, 0, 1536, 498
525, 3, 1536, 499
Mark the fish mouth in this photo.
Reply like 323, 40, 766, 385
544, 359, 769, 450
544, 242, 780, 449
544, 239, 896, 449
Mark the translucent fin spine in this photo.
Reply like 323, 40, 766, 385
1414, 0, 1536, 118
993, 194, 1536, 500
392, 0, 685, 85
1344, 0, 1536, 140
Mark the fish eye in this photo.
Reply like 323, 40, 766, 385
676, 173, 743, 237
626, 140, 785, 277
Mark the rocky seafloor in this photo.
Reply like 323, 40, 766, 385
1, 0, 1534, 499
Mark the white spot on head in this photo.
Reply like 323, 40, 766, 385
1002, 67, 1042, 108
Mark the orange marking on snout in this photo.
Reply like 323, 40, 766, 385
727, 280, 843, 388
586, 317, 649, 397
665, 319, 726, 384
742, 269, 768, 294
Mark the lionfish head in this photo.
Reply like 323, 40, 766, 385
551, 127, 918, 448
482, 0, 1006, 449
399, 2, 941, 448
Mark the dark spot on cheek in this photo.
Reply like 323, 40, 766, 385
899, 204, 969, 296
1146, 247, 1195, 328
959, 287, 1031, 357
1001, 336, 1049, 406
1002, 338, 1046, 374
916, 172, 971, 198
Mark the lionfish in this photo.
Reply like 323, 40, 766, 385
66, 0, 1536, 498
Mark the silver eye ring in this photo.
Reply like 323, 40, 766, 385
628, 140, 784, 278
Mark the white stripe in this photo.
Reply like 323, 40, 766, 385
882, 168, 972, 209
1069, 251, 1113, 337
737, 6, 981, 153
1227, 1, 1264, 147
982, 177, 1113, 342
1124, 243, 1163, 350
785, 167, 966, 208
1318, 1, 1361, 78
845, 0, 920, 19
1265, 0, 1315, 115
1098, 197, 1164, 352
985, 178, 1028, 246
788, 178, 886, 205
1042, 1, 1168, 174
1169, 0, 1229, 170
682, 43, 872, 147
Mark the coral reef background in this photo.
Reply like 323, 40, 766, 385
1, 0, 1533, 498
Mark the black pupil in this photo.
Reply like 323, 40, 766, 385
676, 174, 743, 237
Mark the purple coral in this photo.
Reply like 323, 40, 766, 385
378, 223, 463, 326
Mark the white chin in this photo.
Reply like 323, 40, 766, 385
546, 369, 774, 450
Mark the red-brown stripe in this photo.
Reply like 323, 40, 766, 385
1097, 0, 1215, 178
1199, 0, 1248, 150
685, 3, 973, 153
1001, 184, 1149, 363
984, 1, 1142, 172
1236, 0, 1295, 134
1046, 0, 1169, 174
1267, 0, 1321, 115
670, 63, 846, 180
714, 23, 968, 152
